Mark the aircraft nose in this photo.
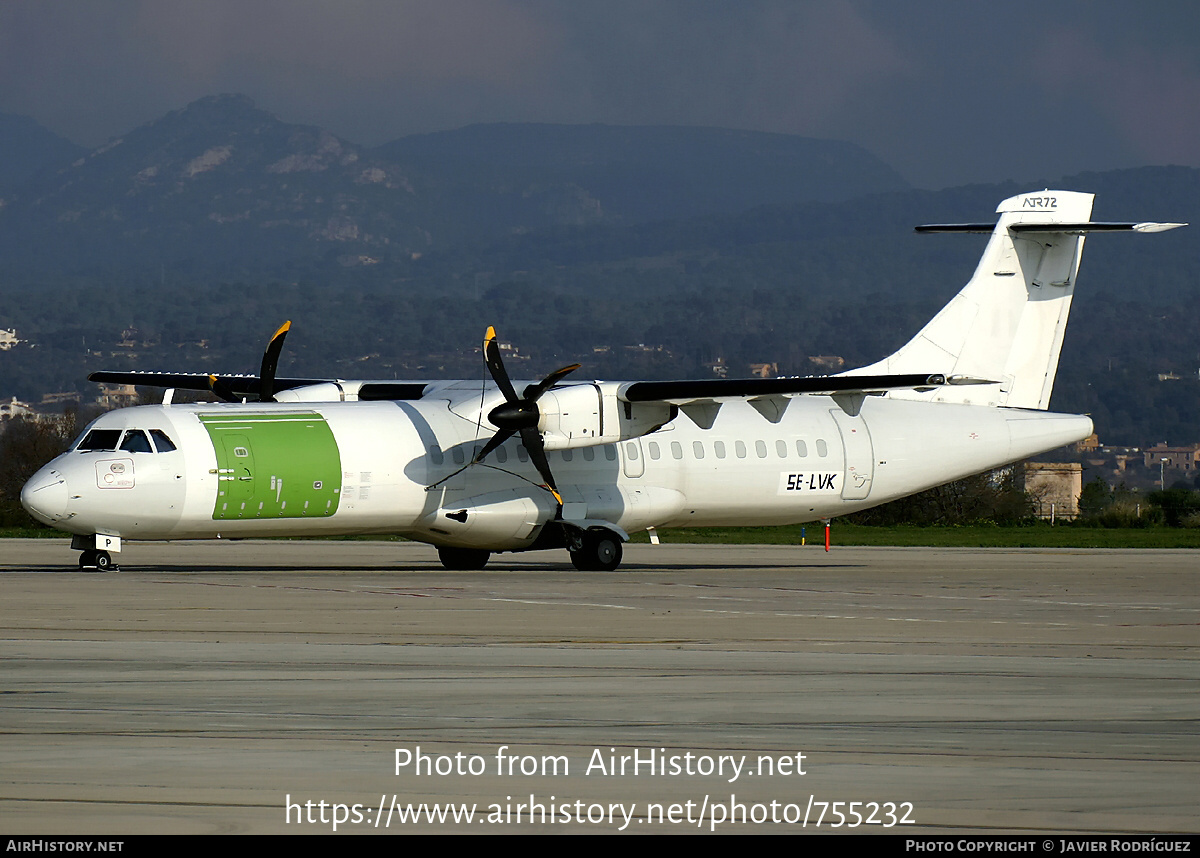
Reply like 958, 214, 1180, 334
21, 468, 69, 524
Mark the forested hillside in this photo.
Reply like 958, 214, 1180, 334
0, 97, 1196, 447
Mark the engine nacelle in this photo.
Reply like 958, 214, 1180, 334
423, 489, 554, 550
274, 383, 346, 402
538, 383, 675, 451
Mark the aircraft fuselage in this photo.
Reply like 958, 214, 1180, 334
21, 389, 1092, 551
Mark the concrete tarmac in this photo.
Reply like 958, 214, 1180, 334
1, 538, 1196, 834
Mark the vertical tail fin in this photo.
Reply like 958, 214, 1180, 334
853, 191, 1184, 409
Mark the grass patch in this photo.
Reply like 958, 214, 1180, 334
0, 526, 68, 539
630, 523, 1200, 549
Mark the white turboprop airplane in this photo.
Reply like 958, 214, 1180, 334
20, 191, 1184, 571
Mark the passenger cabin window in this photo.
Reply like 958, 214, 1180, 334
648, 442, 660, 460
671, 441, 683, 460
496, 447, 508, 464
693, 441, 705, 459
517, 446, 529, 463
582, 447, 595, 462
78, 429, 122, 451
816, 439, 829, 457
755, 440, 768, 458
562, 449, 574, 462
604, 445, 617, 461
776, 440, 788, 458
796, 440, 808, 457
428, 445, 444, 465
735, 440, 747, 459
714, 440, 726, 459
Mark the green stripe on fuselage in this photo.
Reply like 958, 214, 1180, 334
199, 412, 342, 520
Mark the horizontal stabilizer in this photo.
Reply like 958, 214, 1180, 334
1009, 221, 1187, 234
916, 221, 1186, 234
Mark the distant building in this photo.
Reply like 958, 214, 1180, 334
1019, 462, 1083, 520
748, 362, 777, 378
0, 396, 34, 420
1074, 433, 1101, 453
0, 328, 24, 350
1142, 443, 1200, 473
808, 355, 845, 371
97, 384, 139, 408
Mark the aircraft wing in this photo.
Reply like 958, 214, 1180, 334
88, 371, 331, 398
91, 369, 981, 405
619, 372, 973, 404
87, 371, 430, 401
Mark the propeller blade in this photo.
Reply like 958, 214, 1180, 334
207, 374, 239, 403
472, 428, 517, 464
519, 426, 563, 506
522, 363, 581, 401
259, 320, 291, 402
482, 326, 519, 403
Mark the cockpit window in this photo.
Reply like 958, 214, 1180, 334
149, 430, 177, 453
119, 430, 154, 453
77, 429, 122, 451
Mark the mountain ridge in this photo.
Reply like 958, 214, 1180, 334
0, 94, 911, 277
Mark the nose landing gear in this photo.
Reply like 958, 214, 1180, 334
71, 534, 121, 571
78, 549, 117, 571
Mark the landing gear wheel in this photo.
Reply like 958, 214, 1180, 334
437, 547, 491, 570
570, 532, 623, 571
78, 550, 116, 571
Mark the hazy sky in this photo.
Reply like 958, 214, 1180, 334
2, 0, 1198, 188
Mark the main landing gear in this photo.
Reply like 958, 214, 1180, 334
435, 526, 626, 572
78, 549, 117, 571
437, 547, 491, 570
569, 530, 623, 572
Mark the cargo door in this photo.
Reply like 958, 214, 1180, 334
829, 409, 874, 501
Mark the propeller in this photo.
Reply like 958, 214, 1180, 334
206, 320, 292, 403
471, 326, 580, 506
